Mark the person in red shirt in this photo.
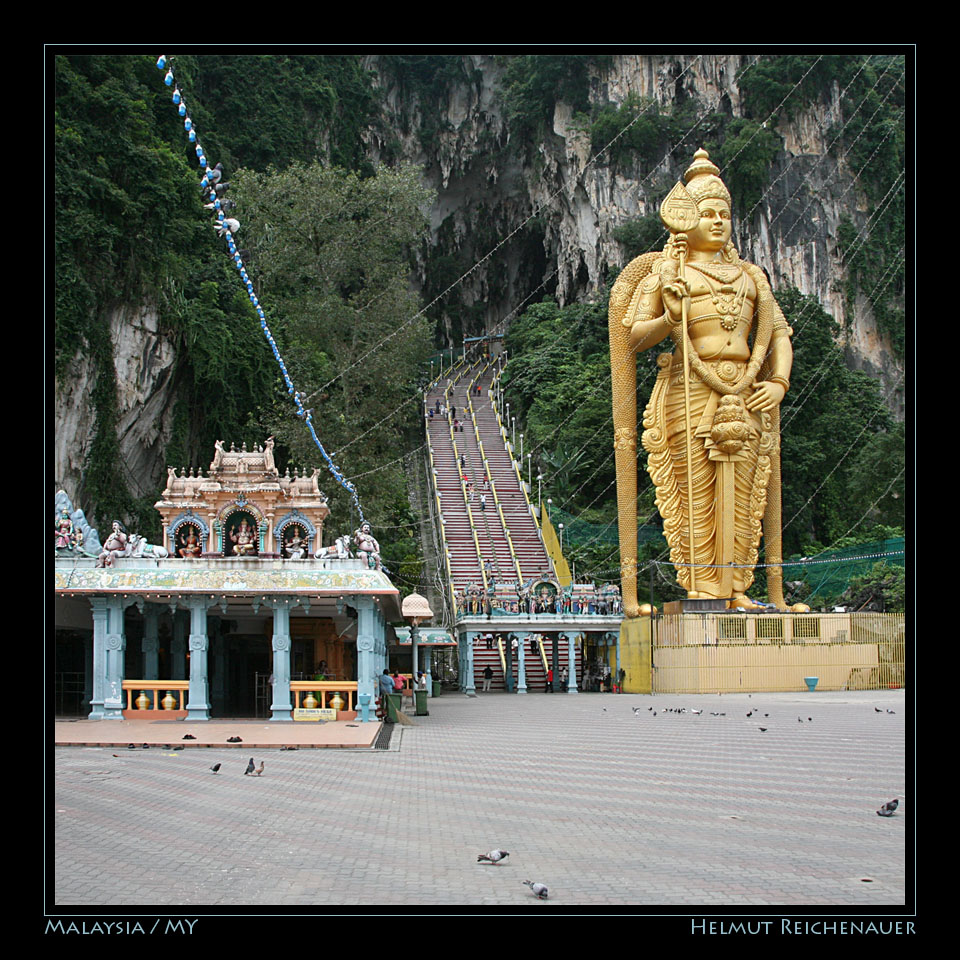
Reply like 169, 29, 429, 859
545, 668, 554, 693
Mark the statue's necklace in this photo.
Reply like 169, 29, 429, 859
689, 263, 746, 331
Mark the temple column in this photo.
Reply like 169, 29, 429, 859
567, 633, 580, 694
355, 597, 377, 721
88, 597, 108, 719
463, 631, 476, 697
517, 634, 527, 694
424, 649, 433, 697
185, 597, 211, 721
267, 598, 295, 721
102, 597, 127, 719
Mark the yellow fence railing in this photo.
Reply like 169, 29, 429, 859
122, 680, 189, 713
289, 681, 358, 712
650, 613, 905, 693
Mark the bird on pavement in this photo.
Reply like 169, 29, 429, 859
523, 880, 549, 899
254, 761, 264, 777
874, 707, 883, 713
477, 849, 509, 864
876, 798, 899, 817
210, 763, 221, 774
759, 727, 768, 732
244, 758, 255, 776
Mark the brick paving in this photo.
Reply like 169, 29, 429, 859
52, 689, 907, 908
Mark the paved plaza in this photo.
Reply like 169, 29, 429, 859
52, 688, 908, 910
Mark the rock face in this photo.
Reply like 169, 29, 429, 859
54, 303, 181, 517
365, 53, 903, 415
55, 54, 904, 514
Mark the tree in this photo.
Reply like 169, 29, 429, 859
231, 160, 436, 554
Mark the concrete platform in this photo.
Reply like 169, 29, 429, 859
54, 716, 381, 749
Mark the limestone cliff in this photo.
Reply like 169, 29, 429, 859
54, 53, 905, 520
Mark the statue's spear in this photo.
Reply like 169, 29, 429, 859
660, 182, 701, 596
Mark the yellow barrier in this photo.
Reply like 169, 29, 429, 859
649, 613, 905, 693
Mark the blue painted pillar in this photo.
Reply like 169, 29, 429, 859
88, 597, 108, 719
567, 632, 580, 694
355, 597, 377, 721
269, 599, 294, 721
425, 648, 433, 697
517, 634, 527, 694
170, 607, 187, 680
185, 597, 210, 721
463, 631, 477, 697
102, 597, 127, 719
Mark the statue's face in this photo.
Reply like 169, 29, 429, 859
688, 198, 732, 253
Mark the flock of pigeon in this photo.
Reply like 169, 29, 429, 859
629, 703, 902, 820
476, 850, 548, 901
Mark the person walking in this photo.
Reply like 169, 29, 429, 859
560, 666, 568, 692
482, 665, 493, 692
545, 667, 554, 693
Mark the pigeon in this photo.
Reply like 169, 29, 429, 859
759, 727, 768, 732
208, 162, 224, 184
632, 707, 644, 715
523, 880, 549, 899
746, 711, 753, 717
227, 736, 243, 743
210, 763, 221, 774
691, 709, 702, 716
254, 761, 264, 777
875, 707, 883, 713
142, 743, 150, 749
127, 744, 137, 750
808, 717, 812, 722
183, 734, 196, 740
886, 709, 895, 714
477, 849, 509, 864
876, 799, 899, 817
244, 758, 255, 776
798, 716, 804, 723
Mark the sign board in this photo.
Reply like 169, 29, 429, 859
294, 708, 337, 722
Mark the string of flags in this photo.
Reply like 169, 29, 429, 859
156, 54, 365, 522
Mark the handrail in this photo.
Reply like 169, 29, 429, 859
536, 636, 549, 673
471, 370, 525, 583
122, 680, 189, 713
497, 636, 507, 677
289, 681, 358, 712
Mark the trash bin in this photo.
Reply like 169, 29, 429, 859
414, 689, 429, 716
387, 693, 402, 722
432, 681, 442, 697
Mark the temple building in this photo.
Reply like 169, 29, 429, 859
53, 441, 409, 722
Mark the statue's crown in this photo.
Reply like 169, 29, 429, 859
684, 148, 731, 206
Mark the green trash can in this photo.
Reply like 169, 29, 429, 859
432, 680, 441, 697
414, 689, 429, 716
387, 693, 402, 722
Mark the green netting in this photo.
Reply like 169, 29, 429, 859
547, 506, 660, 548
792, 538, 905, 601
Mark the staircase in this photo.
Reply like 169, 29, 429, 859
472, 632, 582, 692
425, 355, 591, 693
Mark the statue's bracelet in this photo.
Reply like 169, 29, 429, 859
768, 375, 790, 392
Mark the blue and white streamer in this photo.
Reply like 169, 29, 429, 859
156, 54, 366, 522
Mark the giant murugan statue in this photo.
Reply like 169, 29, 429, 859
609, 149, 795, 616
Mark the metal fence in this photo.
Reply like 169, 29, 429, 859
651, 612, 905, 693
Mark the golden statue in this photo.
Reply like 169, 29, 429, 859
609, 148, 795, 616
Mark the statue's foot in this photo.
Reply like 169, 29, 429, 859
730, 594, 766, 611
